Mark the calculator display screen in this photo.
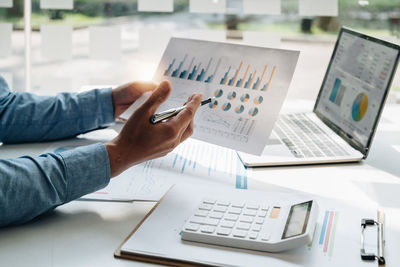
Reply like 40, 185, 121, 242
282, 201, 313, 239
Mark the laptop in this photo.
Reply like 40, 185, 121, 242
238, 27, 400, 167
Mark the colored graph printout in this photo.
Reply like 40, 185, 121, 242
154, 38, 299, 155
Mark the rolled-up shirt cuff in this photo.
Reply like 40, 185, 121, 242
78, 87, 115, 128
96, 87, 115, 126
59, 143, 110, 202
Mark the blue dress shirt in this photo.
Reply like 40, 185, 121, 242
0, 75, 115, 227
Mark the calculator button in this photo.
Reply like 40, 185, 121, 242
199, 204, 213, 211
209, 212, 223, 219
204, 218, 219, 226
261, 232, 271, 241
251, 224, 262, 232
255, 218, 264, 224
246, 204, 259, 210
231, 201, 245, 208
203, 198, 216, 204
217, 200, 230, 206
216, 227, 231, 236
249, 231, 258, 239
224, 214, 239, 221
243, 209, 257, 216
237, 222, 251, 230
195, 210, 209, 217
190, 216, 205, 224
185, 223, 199, 232
213, 206, 227, 212
220, 221, 235, 228
239, 216, 253, 223
228, 207, 242, 215
200, 225, 215, 234
257, 210, 267, 217
232, 229, 247, 238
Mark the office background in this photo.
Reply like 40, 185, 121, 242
0, 0, 399, 102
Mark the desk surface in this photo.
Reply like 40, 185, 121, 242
1, 101, 399, 267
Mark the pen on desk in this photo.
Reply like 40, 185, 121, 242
150, 97, 214, 124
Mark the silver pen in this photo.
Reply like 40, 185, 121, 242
150, 97, 215, 124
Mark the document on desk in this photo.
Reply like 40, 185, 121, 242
84, 138, 248, 201
152, 38, 299, 155
119, 184, 382, 267
44, 126, 247, 202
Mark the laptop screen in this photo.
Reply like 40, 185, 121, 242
314, 28, 400, 154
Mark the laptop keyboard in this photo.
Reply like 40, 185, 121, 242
274, 113, 350, 158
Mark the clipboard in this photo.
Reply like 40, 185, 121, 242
114, 183, 386, 267
114, 185, 210, 267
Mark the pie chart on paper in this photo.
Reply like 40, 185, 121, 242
352, 93, 368, 122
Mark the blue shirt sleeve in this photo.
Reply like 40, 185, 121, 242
0, 75, 113, 227
0, 75, 115, 143
0, 143, 110, 227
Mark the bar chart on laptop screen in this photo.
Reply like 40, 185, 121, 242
154, 38, 299, 155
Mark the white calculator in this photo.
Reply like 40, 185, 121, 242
181, 198, 318, 252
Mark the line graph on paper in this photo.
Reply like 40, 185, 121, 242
154, 38, 299, 154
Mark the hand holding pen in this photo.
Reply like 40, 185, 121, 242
106, 81, 204, 177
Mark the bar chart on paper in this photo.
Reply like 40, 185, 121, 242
154, 38, 299, 155
307, 210, 339, 258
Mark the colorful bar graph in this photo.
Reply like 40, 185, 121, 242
188, 63, 201, 80
329, 78, 341, 103
319, 211, 330, 245
238, 65, 250, 88
164, 58, 176, 76
228, 62, 243, 86
164, 55, 276, 92
256, 65, 267, 90
323, 211, 334, 252
328, 212, 339, 257
265, 66, 276, 91
317, 210, 339, 257
245, 70, 256, 89
171, 54, 188, 78
205, 58, 221, 83
179, 57, 194, 79
220, 66, 231, 85
198, 58, 212, 82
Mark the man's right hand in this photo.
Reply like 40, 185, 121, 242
105, 81, 203, 177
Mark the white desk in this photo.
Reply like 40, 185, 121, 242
1, 101, 400, 267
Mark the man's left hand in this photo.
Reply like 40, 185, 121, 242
111, 81, 158, 118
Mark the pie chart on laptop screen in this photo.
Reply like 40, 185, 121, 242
352, 92, 368, 122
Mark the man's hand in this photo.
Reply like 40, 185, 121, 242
106, 81, 203, 177
111, 81, 158, 118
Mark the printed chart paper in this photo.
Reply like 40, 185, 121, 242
40, 25, 72, 60
154, 38, 299, 155
0, 23, 12, 57
0, 0, 12, 8
299, 0, 338, 17
138, 0, 173, 12
84, 138, 248, 201
89, 26, 121, 60
40, 0, 73, 10
243, 0, 281, 15
190, 0, 226, 14
44, 128, 248, 202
